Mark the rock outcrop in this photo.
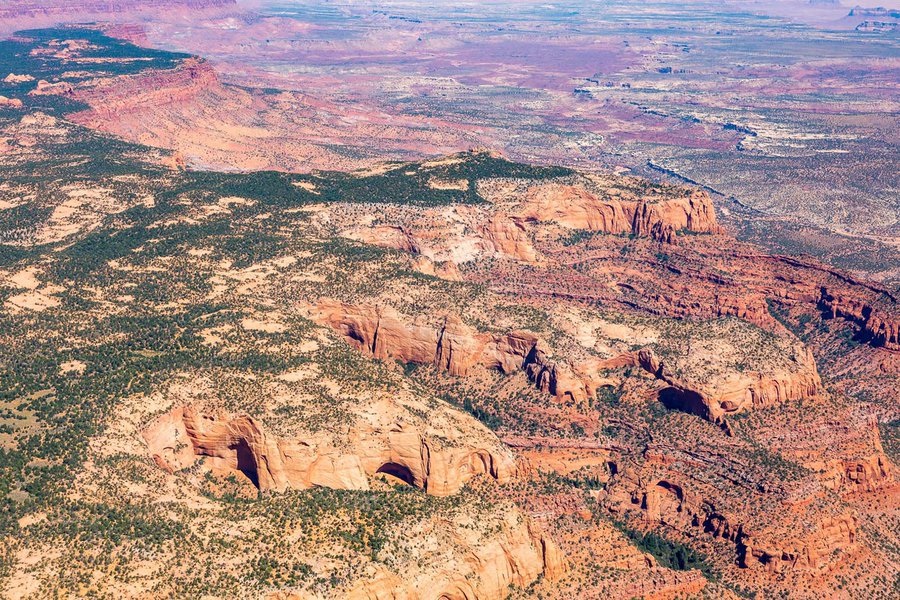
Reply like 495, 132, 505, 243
3, 73, 35, 84
28, 79, 74, 97
71, 58, 218, 122
144, 404, 517, 496
739, 514, 858, 573
517, 184, 721, 242
351, 417, 517, 497
610, 473, 859, 574
306, 301, 822, 423
629, 348, 822, 424
143, 406, 370, 493
304, 300, 593, 402
819, 287, 900, 351
815, 455, 894, 496
346, 514, 564, 600
480, 214, 539, 263
0, 96, 24, 108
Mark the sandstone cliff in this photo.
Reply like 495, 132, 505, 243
609, 472, 859, 575
144, 402, 518, 497
305, 301, 822, 424
303, 300, 590, 401
517, 183, 721, 242
272, 512, 565, 600
71, 58, 219, 124
628, 347, 822, 424
143, 405, 370, 493
819, 287, 900, 351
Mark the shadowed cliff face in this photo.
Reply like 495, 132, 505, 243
143, 404, 518, 497
305, 300, 825, 426
0, 26, 898, 598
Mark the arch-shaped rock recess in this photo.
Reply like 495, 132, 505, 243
143, 406, 518, 496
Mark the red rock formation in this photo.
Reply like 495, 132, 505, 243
144, 405, 516, 497
3, 73, 35, 84
351, 419, 517, 497
70, 58, 219, 124
587, 348, 822, 424
307, 301, 822, 423
28, 79, 74, 97
304, 300, 593, 403
517, 184, 721, 242
143, 406, 369, 493
740, 514, 858, 573
816, 455, 894, 496
0, 96, 23, 108
480, 214, 539, 263
609, 471, 859, 575
819, 287, 900, 351
319, 515, 564, 600
620, 568, 708, 600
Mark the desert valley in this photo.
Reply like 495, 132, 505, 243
0, 1, 897, 599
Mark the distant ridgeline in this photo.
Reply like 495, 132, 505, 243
0, 27, 190, 115
0, 26, 576, 274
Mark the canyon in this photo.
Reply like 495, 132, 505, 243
0, 9, 897, 600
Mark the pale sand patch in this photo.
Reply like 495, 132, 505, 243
187, 248, 213, 257
241, 318, 286, 333
595, 320, 658, 345
4, 545, 61, 599
6, 290, 61, 312
271, 255, 297, 268
8, 266, 41, 290
292, 180, 319, 193
59, 360, 86, 375
299, 339, 320, 353
278, 364, 321, 382
17, 512, 46, 528
428, 177, 469, 191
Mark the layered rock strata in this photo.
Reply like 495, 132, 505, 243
610, 474, 859, 574
819, 287, 900, 351
306, 301, 822, 424
303, 300, 590, 402
517, 184, 721, 242
143, 405, 517, 496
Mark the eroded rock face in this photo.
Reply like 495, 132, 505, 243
517, 184, 721, 242
480, 214, 539, 263
351, 417, 517, 497
143, 404, 517, 496
739, 514, 858, 573
819, 287, 900, 351
0, 96, 24, 108
340, 513, 565, 600
304, 300, 591, 402
306, 301, 822, 424
631, 348, 822, 424
609, 472, 859, 575
143, 406, 369, 493
71, 58, 218, 124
